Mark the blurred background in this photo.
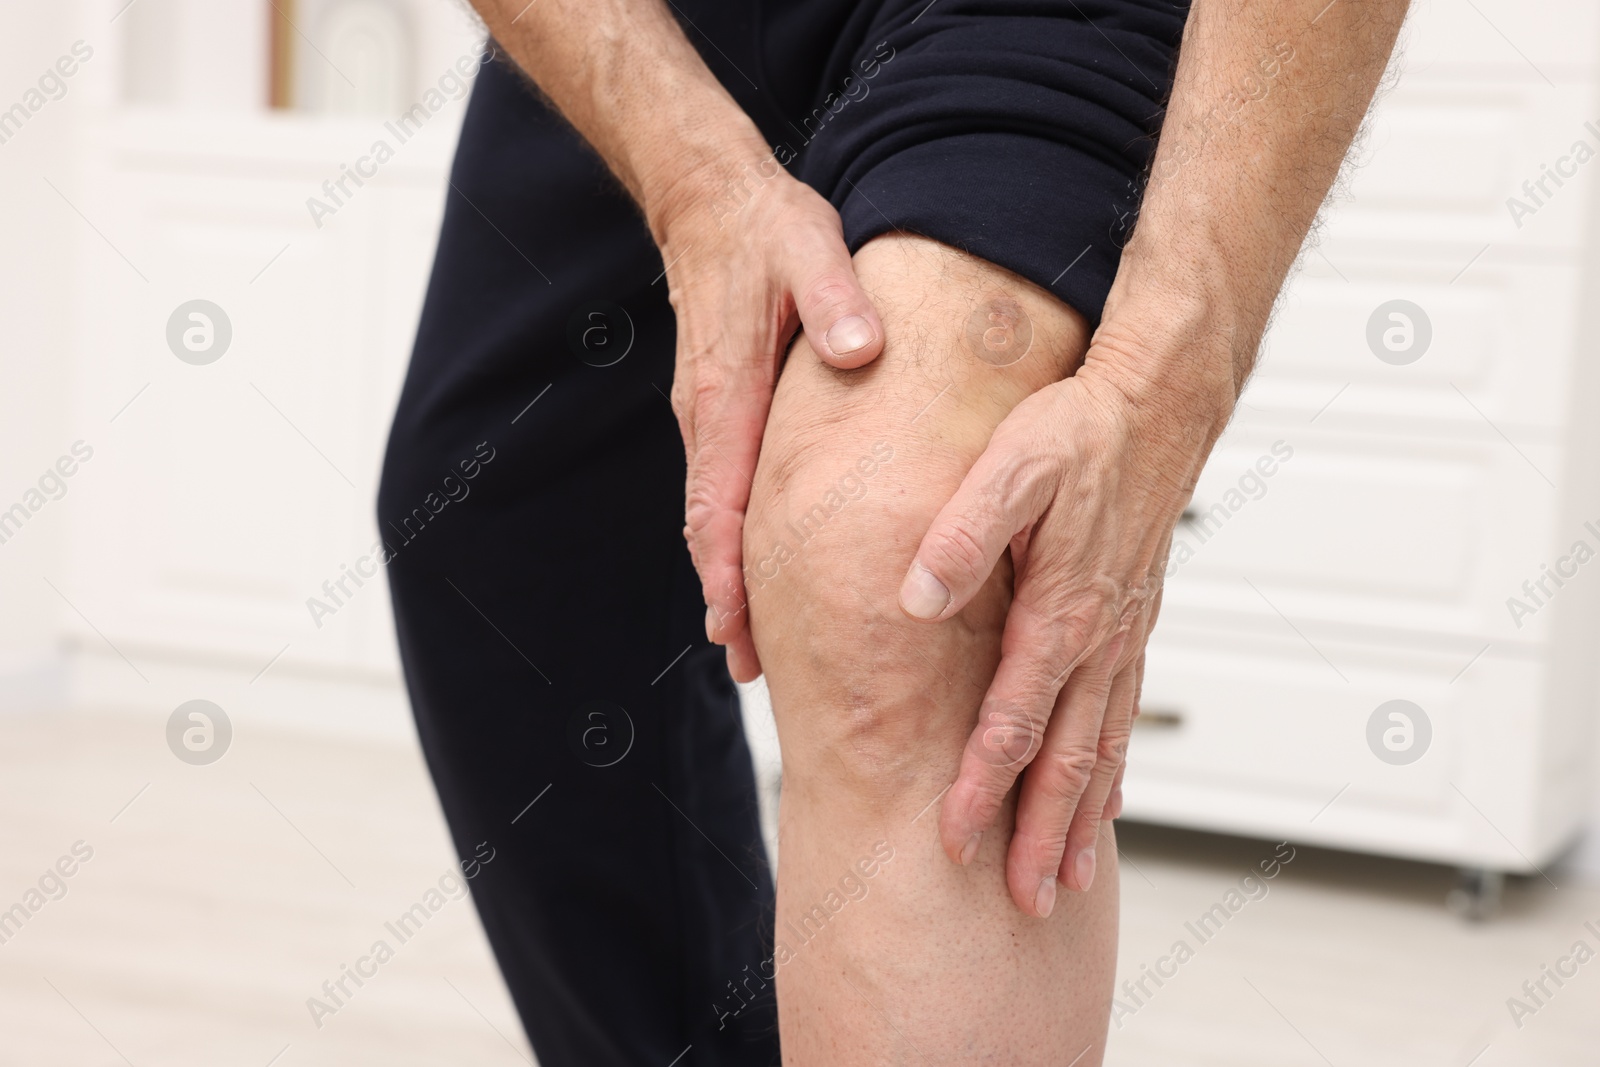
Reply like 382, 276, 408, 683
1, 0, 1598, 1064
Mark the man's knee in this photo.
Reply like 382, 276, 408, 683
745, 234, 1090, 799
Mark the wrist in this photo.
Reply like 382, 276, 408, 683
636, 101, 780, 246
1088, 264, 1239, 450
1092, 202, 1273, 435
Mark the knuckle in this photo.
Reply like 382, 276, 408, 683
967, 759, 1021, 806
1036, 605, 1106, 681
801, 274, 862, 320
683, 487, 726, 538
1003, 446, 1060, 507
1057, 602, 1104, 650
688, 372, 724, 412
926, 519, 992, 587
1037, 745, 1097, 802
669, 373, 716, 430
1096, 726, 1131, 766
973, 699, 1047, 770
1016, 598, 1102, 669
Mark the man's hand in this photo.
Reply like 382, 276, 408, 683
468, 0, 883, 681
901, 0, 1409, 917
901, 311, 1219, 917
660, 171, 884, 682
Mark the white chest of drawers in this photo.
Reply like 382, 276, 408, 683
1123, 0, 1600, 893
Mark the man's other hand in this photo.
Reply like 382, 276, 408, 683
660, 165, 884, 681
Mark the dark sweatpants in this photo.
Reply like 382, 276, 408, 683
377, 3, 1185, 1064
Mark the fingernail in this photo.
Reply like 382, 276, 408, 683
1074, 847, 1097, 892
705, 605, 718, 643
825, 315, 874, 356
899, 565, 950, 620
1035, 877, 1057, 918
959, 832, 982, 866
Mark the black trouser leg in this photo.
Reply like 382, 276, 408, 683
378, 57, 778, 1067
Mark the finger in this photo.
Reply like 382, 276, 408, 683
936, 593, 1097, 866
1106, 759, 1127, 821
724, 628, 762, 683
679, 375, 769, 652
897, 429, 1055, 622
783, 220, 884, 370
1054, 660, 1138, 894
1004, 637, 1124, 917
1106, 649, 1148, 821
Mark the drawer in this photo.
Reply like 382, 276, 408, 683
1322, 77, 1600, 252
1162, 424, 1566, 647
1243, 257, 1580, 433
1122, 629, 1563, 869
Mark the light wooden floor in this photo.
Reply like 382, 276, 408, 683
1, 710, 1595, 1067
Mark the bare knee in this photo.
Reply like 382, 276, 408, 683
745, 234, 1089, 803
753, 549, 1000, 801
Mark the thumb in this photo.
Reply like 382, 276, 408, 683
898, 443, 1052, 622
784, 225, 884, 370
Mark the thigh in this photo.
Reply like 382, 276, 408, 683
381, 57, 777, 1067
791, 0, 1189, 332
746, 234, 1118, 1066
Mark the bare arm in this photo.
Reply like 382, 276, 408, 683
1109, 0, 1410, 404
900, 0, 1411, 916
469, 0, 760, 235
472, 0, 887, 679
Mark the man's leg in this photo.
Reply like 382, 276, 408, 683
745, 235, 1117, 1066
381, 57, 778, 1067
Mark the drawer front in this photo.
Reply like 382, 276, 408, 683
1323, 77, 1600, 253
1163, 425, 1565, 647
1122, 630, 1558, 869
1244, 258, 1579, 433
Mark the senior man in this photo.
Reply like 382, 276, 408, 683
377, 1, 1406, 1063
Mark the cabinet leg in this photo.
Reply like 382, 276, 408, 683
1445, 867, 1504, 922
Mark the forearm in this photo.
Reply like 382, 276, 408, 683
1099, 0, 1410, 427
470, 0, 769, 236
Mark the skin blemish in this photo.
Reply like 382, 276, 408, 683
964, 292, 1033, 367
